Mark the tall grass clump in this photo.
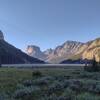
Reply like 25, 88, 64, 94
32, 70, 42, 78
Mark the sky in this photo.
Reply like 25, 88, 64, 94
0, 0, 100, 51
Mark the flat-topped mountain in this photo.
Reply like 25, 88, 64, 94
26, 45, 46, 60
0, 31, 44, 64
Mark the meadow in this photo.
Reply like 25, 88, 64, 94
0, 67, 100, 100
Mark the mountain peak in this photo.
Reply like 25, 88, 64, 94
26, 45, 41, 56
26, 45, 46, 60
43, 48, 53, 55
64, 40, 83, 45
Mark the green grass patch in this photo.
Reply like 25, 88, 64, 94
0, 67, 100, 99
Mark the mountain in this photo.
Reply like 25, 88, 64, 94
26, 45, 46, 60
61, 38, 100, 63
82, 38, 100, 62
43, 48, 53, 55
26, 41, 84, 63
26, 38, 100, 64
44, 41, 83, 63
0, 31, 44, 64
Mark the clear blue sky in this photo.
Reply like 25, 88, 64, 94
0, 0, 100, 51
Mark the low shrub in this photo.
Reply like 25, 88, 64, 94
81, 80, 97, 92
23, 80, 33, 87
94, 84, 100, 94
16, 84, 25, 90
76, 92, 100, 100
33, 76, 54, 86
0, 93, 10, 100
40, 94, 67, 100
47, 81, 64, 95
62, 88, 76, 100
13, 86, 40, 99
32, 70, 42, 78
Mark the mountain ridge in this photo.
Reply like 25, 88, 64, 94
26, 41, 84, 63
0, 31, 45, 64
26, 38, 100, 63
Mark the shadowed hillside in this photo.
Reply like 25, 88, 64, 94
0, 31, 44, 64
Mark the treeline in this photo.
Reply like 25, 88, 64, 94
84, 57, 100, 72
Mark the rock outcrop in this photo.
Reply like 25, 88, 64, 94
26, 45, 46, 60
82, 38, 100, 62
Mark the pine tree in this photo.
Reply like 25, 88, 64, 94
91, 56, 98, 72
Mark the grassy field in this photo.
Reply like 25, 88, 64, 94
0, 67, 100, 100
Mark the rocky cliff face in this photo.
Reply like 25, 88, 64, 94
82, 38, 100, 62
43, 48, 53, 55
44, 41, 83, 63
26, 41, 84, 63
69, 38, 100, 62
26, 45, 46, 60
26, 38, 100, 63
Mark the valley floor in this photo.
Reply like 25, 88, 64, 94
0, 67, 100, 100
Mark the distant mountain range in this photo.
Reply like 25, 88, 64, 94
0, 31, 44, 64
26, 38, 100, 64
2, 29, 99, 64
